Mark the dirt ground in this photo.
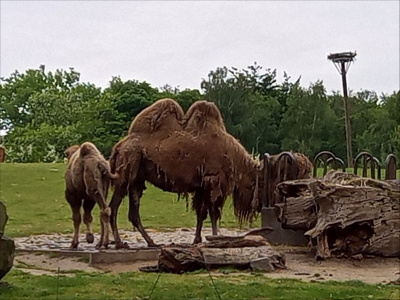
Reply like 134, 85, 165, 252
13, 246, 400, 284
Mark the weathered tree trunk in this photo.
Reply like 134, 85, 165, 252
203, 235, 268, 248
275, 171, 400, 259
139, 229, 285, 273
275, 179, 317, 231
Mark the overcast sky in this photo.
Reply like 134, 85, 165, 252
1, 1, 399, 95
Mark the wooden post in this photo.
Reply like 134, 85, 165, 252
0, 146, 5, 163
341, 62, 353, 168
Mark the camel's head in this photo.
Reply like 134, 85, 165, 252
64, 145, 80, 162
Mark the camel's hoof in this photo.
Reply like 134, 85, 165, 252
147, 243, 159, 248
192, 238, 202, 245
115, 241, 128, 250
86, 233, 94, 244
70, 243, 79, 249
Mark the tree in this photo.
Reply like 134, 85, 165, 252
0, 67, 118, 161
201, 63, 282, 155
279, 81, 338, 158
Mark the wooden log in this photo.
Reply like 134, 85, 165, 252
204, 227, 273, 244
275, 171, 399, 259
304, 173, 400, 259
202, 246, 285, 271
157, 246, 205, 273
275, 179, 317, 230
203, 235, 267, 248
140, 233, 286, 273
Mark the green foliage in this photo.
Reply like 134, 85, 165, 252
201, 63, 282, 154
279, 80, 338, 156
0, 64, 399, 165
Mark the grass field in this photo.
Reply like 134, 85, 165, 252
1, 163, 399, 300
1, 163, 398, 238
0, 163, 252, 238
2, 269, 398, 300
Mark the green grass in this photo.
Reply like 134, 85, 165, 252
0, 163, 253, 238
1, 163, 399, 299
0, 163, 398, 238
1, 269, 399, 300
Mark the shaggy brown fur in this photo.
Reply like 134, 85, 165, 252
64, 145, 80, 162
183, 100, 226, 135
108, 99, 262, 248
128, 98, 184, 135
65, 142, 118, 249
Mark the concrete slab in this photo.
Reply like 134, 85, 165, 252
261, 207, 309, 246
89, 249, 160, 265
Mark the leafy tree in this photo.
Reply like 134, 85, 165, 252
1, 67, 118, 161
158, 84, 203, 112
279, 81, 338, 158
201, 63, 282, 155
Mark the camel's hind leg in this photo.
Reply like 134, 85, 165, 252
209, 196, 225, 236
88, 191, 110, 249
82, 198, 96, 244
109, 183, 128, 249
128, 182, 157, 247
209, 204, 219, 236
65, 190, 81, 249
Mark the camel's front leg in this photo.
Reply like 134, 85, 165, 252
193, 191, 209, 244
209, 204, 219, 236
128, 182, 157, 247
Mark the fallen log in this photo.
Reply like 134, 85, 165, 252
276, 170, 399, 259
139, 229, 285, 274
275, 179, 317, 231
201, 246, 285, 270
203, 235, 267, 248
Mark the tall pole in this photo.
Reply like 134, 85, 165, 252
341, 62, 353, 168
327, 51, 356, 168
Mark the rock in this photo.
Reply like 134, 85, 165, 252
0, 201, 15, 281
250, 257, 275, 272
0, 201, 8, 237
352, 254, 364, 261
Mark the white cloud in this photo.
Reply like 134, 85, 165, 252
1, 1, 398, 94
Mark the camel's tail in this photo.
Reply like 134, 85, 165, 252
108, 147, 119, 188
98, 160, 119, 180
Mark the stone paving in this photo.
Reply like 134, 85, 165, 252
14, 228, 245, 252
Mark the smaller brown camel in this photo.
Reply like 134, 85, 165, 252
108, 99, 263, 249
64, 142, 118, 249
